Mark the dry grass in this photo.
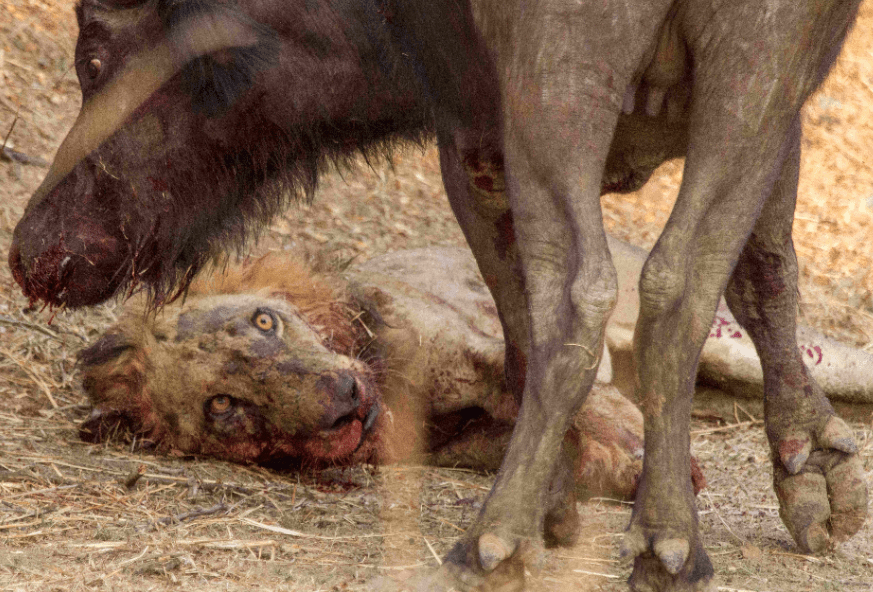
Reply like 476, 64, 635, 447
1, 1, 873, 591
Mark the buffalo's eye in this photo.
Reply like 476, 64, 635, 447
252, 309, 280, 334
87, 58, 102, 79
209, 395, 233, 415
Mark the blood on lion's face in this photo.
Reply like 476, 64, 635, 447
79, 291, 381, 465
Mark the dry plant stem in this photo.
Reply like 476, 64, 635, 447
2, 110, 18, 151
123, 464, 146, 489
140, 503, 230, 532
0, 315, 66, 341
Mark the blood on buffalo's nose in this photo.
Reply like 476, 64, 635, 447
9, 184, 129, 308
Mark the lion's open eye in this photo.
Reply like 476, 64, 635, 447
209, 395, 233, 415
254, 312, 273, 331
251, 309, 281, 335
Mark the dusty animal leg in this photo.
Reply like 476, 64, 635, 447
433, 51, 642, 592
437, 134, 528, 402
426, 3, 690, 588
724, 122, 867, 553
437, 129, 619, 591
437, 132, 582, 549
624, 4, 862, 588
626, 150, 782, 591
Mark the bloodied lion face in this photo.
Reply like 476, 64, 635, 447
79, 287, 382, 466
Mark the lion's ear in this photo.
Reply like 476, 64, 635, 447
78, 331, 137, 369
78, 331, 150, 442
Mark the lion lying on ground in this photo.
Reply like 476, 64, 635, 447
78, 239, 873, 502
80, 245, 690, 500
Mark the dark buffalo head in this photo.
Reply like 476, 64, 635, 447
9, 0, 426, 307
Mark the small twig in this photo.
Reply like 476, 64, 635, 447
3, 484, 80, 501
176, 538, 278, 550
0, 507, 57, 526
370, 563, 428, 570
240, 517, 410, 540
0, 111, 46, 167
563, 342, 602, 370
0, 521, 42, 532
434, 517, 465, 533
2, 111, 18, 151
703, 490, 746, 545
588, 496, 634, 505
571, 569, 620, 579
423, 536, 442, 566
691, 419, 762, 436
438, 476, 490, 492
350, 311, 375, 338
117, 547, 152, 567
140, 503, 229, 532
734, 400, 758, 422
770, 550, 822, 563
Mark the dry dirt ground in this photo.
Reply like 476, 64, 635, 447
1, 2, 872, 591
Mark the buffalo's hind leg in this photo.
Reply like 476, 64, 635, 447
625, 4, 863, 590
724, 120, 867, 554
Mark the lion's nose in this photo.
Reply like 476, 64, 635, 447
317, 371, 362, 430
336, 372, 359, 403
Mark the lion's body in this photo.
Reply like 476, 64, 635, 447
80, 247, 654, 500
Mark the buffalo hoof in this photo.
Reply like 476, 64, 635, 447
543, 490, 581, 548
370, 544, 529, 592
432, 532, 537, 592
622, 529, 715, 592
621, 472, 714, 592
772, 415, 868, 553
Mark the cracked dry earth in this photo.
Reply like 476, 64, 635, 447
1, 1, 872, 591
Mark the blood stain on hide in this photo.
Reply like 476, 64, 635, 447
493, 210, 516, 260
150, 177, 170, 192
777, 438, 807, 460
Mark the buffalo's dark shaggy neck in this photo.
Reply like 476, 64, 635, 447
122, 0, 441, 305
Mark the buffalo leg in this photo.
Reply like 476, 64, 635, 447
724, 120, 867, 553
437, 120, 620, 591
437, 131, 583, 549
430, 3, 678, 588
626, 134, 784, 592
435, 29, 644, 592
624, 5, 861, 590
